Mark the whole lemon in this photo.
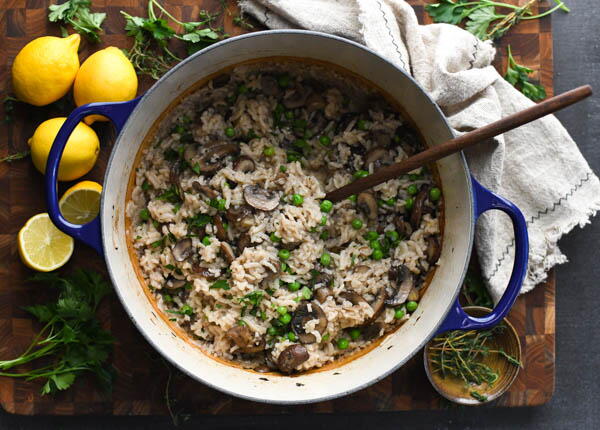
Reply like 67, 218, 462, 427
74, 46, 138, 124
12, 34, 80, 107
28, 118, 100, 182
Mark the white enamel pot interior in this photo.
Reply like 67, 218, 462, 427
101, 30, 473, 404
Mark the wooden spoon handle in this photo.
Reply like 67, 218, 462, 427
325, 85, 593, 202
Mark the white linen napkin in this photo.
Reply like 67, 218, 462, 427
239, 0, 600, 302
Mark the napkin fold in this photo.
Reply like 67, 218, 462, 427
239, 0, 600, 302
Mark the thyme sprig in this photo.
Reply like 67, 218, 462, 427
0, 150, 30, 164
429, 325, 521, 389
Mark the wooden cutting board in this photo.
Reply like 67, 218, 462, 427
0, 0, 555, 415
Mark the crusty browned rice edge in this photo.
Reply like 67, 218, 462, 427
126, 61, 442, 374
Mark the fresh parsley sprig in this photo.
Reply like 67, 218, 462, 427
426, 0, 569, 41
0, 269, 114, 395
504, 45, 547, 101
121, 0, 225, 79
48, 0, 106, 43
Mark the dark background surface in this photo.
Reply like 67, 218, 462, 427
1, 1, 599, 428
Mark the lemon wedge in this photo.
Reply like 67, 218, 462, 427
18, 213, 74, 272
59, 181, 102, 224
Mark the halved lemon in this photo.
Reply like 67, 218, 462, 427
18, 213, 74, 272
59, 180, 102, 224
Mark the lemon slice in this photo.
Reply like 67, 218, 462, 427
59, 180, 102, 224
18, 213, 74, 272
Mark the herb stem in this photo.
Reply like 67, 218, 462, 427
522, 1, 569, 20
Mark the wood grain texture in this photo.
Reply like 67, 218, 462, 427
0, 0, 556, 416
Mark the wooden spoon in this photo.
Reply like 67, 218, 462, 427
325, 85, 593, 202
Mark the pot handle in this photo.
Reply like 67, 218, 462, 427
45, 98, 141, 256
436, 175, 529, 334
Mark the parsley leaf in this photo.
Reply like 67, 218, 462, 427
210, 280, 230, 290
0, 269, 114, 395
504, 45, 546, 101
48, 0, 106, 43
464, 6, 502, 40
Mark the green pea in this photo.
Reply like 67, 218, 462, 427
279, 313, 292, 325
287, 332, 298, 342
285, 111, 294, 120
276, 306, 288, 316
320, 252, 331, 267
224, 127, 235, 138
293, 119, 307, 129
369, 240, 382, 251
407, 184, 419, 196
279, 165, 287, 173
357, 119, 370, 130
371, 249, 384, 260
394, 308, 406, 319
320, 215, 328, 226
180, 305, 194, 316
287, 152, 301, 162
409, 173, 420, 181
291, 194, 304, 206
319, 230, 330, 240
237, 84, 248, 94
406, 301, 418, 312
364, 231, 379, 241
348, 195, 357, 203
353, 170, 369, 179
385, 230, 400, 243
351, 218, 363, 230
139, 208, 150, 221
278, 249, 290, 260
278, 74, 290, 88
301, 286, 312, 300
319, 135, 331, 146
385, 198, 397, 206
393, 135, 401, 144
429, 187, 442, 202
405, 197, 415, 210
202, 236, 212, 246
320, 199, 333, 213
267, 327, 277, 336
337, 338, 349, 349
288, 281, 301, 292
263, 146, 275, 157
349, 328, 361, 340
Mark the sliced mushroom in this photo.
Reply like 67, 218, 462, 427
225, 205, 253, 231
367, 287, 387, 323
363, 147, 387, 168
371, 129, 392, 148
220, 242, 236, 263
212, 73, 230, 88
283, 85, 310, 109
183, 145, 197, 164
165, 277, 187, 290
277, 344, 309, 373
361, 322, 383, 341
314, 287, 332, 304
307, 110, 328, 135
260, 75, 280, 97
233, 156, 256, 173
354, 265, 370, 274
336, 113, 357, 133
197, 143, 240, 174
192, 181, 218, 199
426, 236, 441, 265
385, 265, 414, 306
172, 238, 193, 262
339, 291, 369, 306
408, 286, 420, 302
243, 185, 280, 211
311, 273, 333, 289
410, 187, 429, 229
226, 325, 266, 354
394, 217, 413, 238
291, 302, 328, 344
281, 241, 301, 251
237, 232, 252, 253
191, 263, 218, 280
213, 215, 228, 241
305, 93, 325, 112
357, 192, 378, 221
